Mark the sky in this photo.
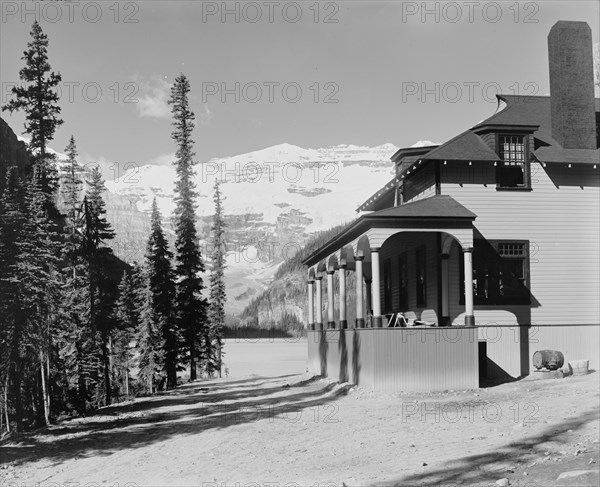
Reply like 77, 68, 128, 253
1, 0, 598, 175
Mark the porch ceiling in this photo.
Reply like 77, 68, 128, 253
303, 195, 476, 267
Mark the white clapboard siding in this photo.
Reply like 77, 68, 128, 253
441, 161, 599, 327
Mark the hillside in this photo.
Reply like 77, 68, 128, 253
239, 223, 363, 330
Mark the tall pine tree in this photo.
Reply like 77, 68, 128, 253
136, 267, 165, 394
0, 168, 28, 431
1, 20, 64, 428
207, 180, 226, 378
2, 21, 63, 217
145, 198, 179, 389
57, 136, 91, 412
82, 167, 116, 405
168, 74, 207, 381
113, 265, 144, 398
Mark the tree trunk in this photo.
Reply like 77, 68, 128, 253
102, 331, 111, 406
217, 343, 222, 379
125, 366, 129, 397
3, 374, 9, 433
39, 351, 50, 426
189, 334, 197, 381
11, 361, 23, 432
76, 342, 87, 409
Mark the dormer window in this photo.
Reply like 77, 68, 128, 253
497, 134, 530, 189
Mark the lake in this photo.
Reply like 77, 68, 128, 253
221, 337, 308, 378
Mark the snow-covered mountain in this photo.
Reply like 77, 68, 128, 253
105, 142, 399, 314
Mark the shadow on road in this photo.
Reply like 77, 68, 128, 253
0, 373, 345, 467
372, 407, 600, 487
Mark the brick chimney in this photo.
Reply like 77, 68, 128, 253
548, 21, 596, 149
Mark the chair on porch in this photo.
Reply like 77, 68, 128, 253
385, 312, 415, 327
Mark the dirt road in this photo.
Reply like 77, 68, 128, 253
1, 372, 598, 487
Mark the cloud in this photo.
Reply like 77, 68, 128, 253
148, 152, 175, 166
134, 75, 171, 119
134, 75, 214, 125
198, 103, 213, 126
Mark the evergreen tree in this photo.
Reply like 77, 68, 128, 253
2, 21, 63, 216
136, 267, 165, 394
57, 137, 91, 412
0, 168, 27, 431
18, 166, 62, 426
168, 74, 207, 381
1, 20, 64, 428
145, 198, 179, 388
81, 168, 116, 405
207, 180, 226, 378
113, 265, 143, 398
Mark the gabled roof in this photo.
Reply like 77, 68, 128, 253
371, 194, 477, 219
418, 129, 499, 162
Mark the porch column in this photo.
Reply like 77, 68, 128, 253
371, 248, 382, 327
315, 276, 323, 330
365, 279, 372, 324
441, 254, 449, 326
463, 247, 475, 326
327, 270, 336, 329
355, 256, 365, 328
307, 280, 315, 330
339, 264, 347, 329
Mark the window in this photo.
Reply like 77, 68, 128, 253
460, 240, 530, 305
383, 258, 392, 314
416, 246, 427, 307
497, 135, 529, 188
398, 252, 408, 310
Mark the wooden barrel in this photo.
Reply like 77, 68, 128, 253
568, 360, 589, 376
532, 350, 564, 370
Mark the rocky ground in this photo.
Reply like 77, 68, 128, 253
1, 371, 598, 487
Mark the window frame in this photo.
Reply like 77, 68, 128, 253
496, 133, 531, 190
459, 239, 531, 305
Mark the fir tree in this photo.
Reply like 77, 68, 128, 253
168, 74, 207, 381
56, 137, 92, 412
208, 180, 226, 378
0, 168, 27, 431
113, 265, 143, 398
145, 198, 179, 389
18, 166, 62, 426
136, 267, 165, 394
1, 21, 65, 427
81, 168, 116, 405
2, 21, 63, 216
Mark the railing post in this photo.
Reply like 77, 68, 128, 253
339, 264, 347, 329
307, 279, 315, 330
355, 256, 365, 328
371, 248, 382, 327
463, 247, 475, 326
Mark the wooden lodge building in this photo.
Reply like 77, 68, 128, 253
303, 21, 600, 392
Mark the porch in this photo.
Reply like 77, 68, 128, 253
303, 196, 478, 331
302, 195, 480, 392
